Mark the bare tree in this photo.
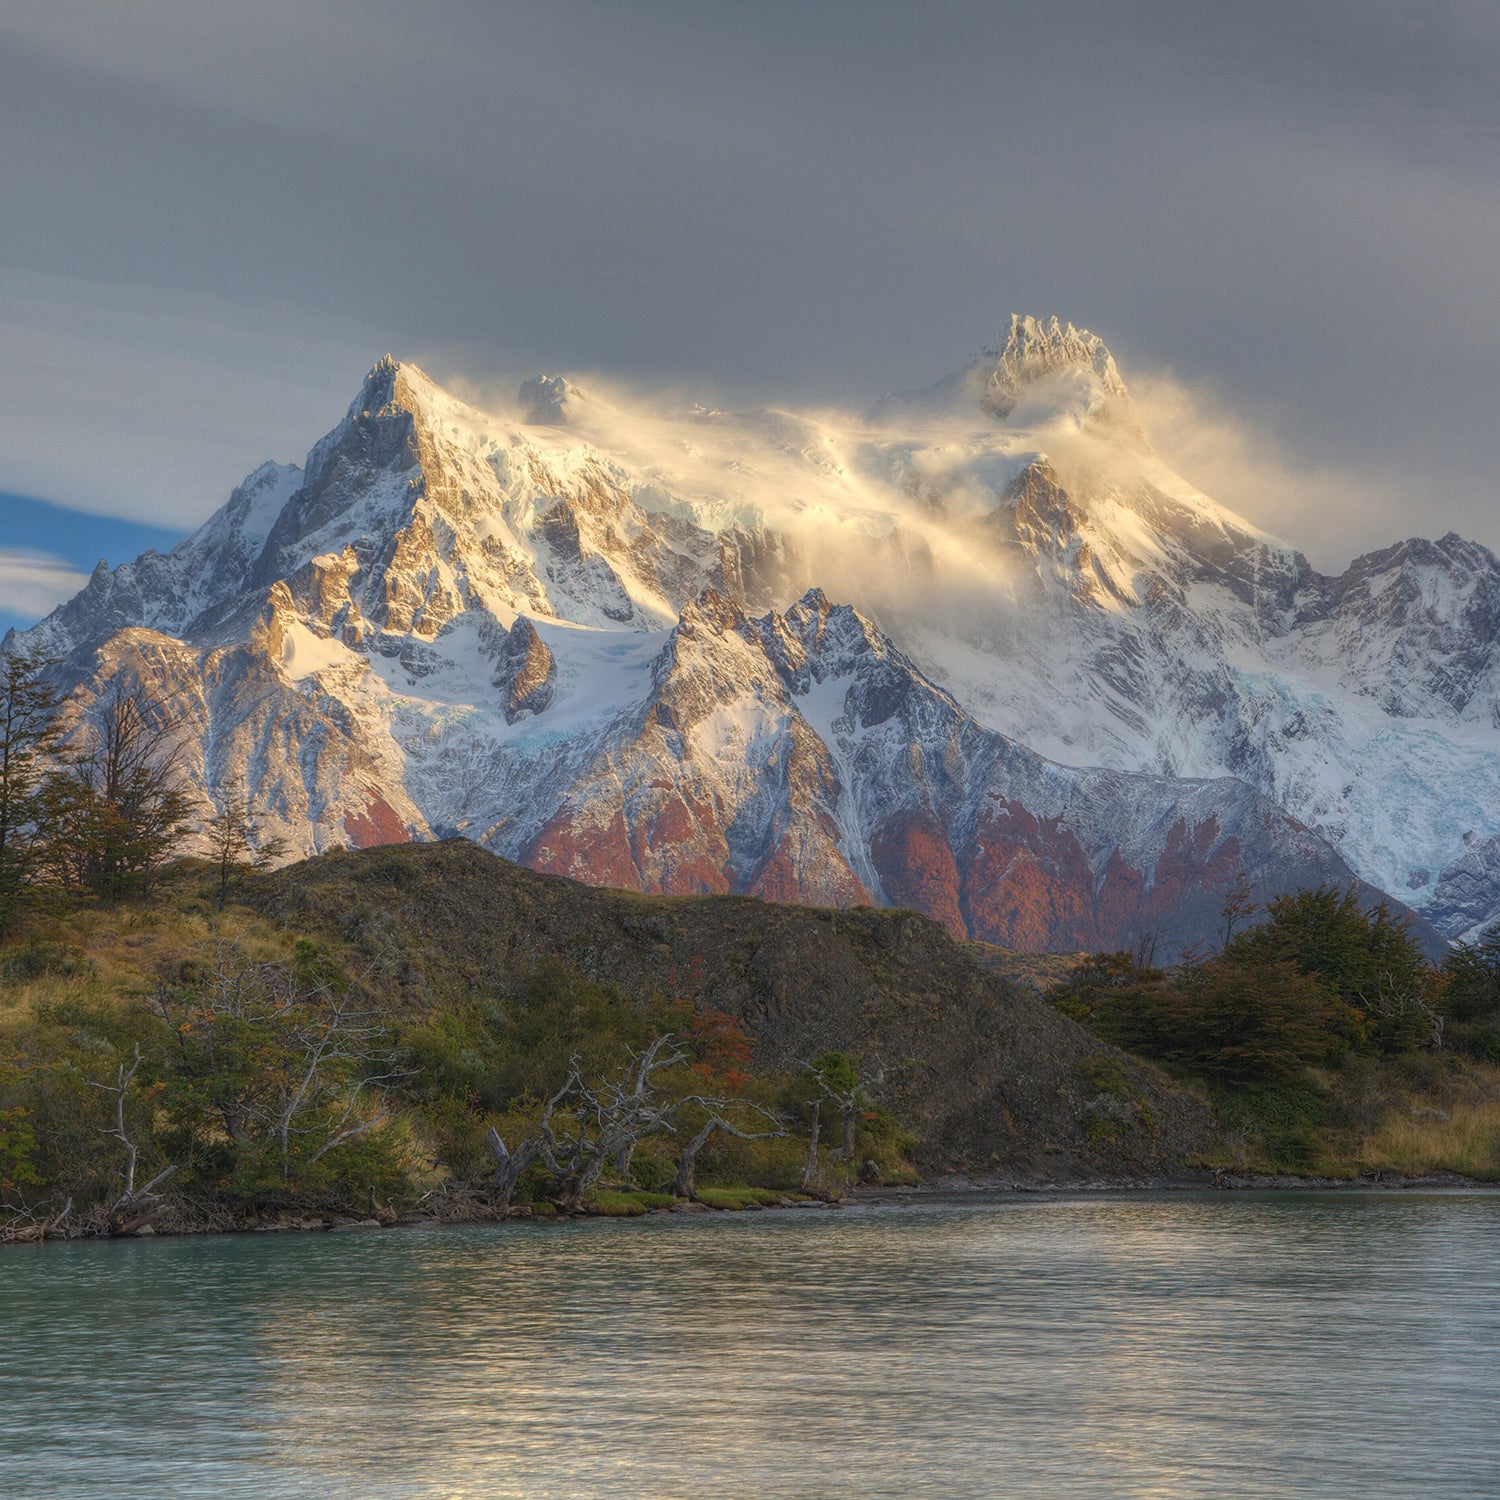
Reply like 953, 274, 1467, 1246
149, 940, 404, 1181
484, 1128, 542, 1211
150, 941, 287, 1145
801, 1096, 824, 1192
1131, 928, 1161, 971
1356, 974, 1446, 1051
271, 977, 404, 1177
529, 1034, 688, 1211
0, 1194, 74, 1245
481, 1035, 782, 1212
86, 1043, 177, 1235
669, 1102, 784, 1200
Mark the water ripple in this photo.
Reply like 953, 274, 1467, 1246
3, 1193, 1498, 1497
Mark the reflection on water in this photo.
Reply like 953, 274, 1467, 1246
3, 1193, 1499, 1498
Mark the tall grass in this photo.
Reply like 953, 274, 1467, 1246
1354, 1090, 1500, 1179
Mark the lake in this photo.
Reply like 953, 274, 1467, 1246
3, 1192, 1498, 1498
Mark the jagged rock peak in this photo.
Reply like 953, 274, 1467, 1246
790, 586, 833, 618
677, 586, 745, 636
496, 617, 556, 723
975, 314, 1128, 419
780, 588, 888, 661
519, 373, 581, 425
340, 357, 457, 434
354, 354, 403, 413
298, 357, 457, 487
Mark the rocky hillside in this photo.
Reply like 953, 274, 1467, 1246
253, 840, 1215, 1174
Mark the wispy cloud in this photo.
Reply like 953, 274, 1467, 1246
1128, 370, 1421, 571
3, 0, 1498, 560
0, 547, 90, 624
0, 270, 376, 530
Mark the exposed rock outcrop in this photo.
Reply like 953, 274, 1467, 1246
496, 617, 555, 722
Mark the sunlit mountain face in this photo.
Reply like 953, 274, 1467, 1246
16, 315, 1498, 953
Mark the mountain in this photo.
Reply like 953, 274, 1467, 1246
13, 317, 1491, 951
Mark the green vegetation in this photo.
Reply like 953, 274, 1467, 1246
0, 659, 917, 1238
1052, 885, 1500, 1178
0, 863, 917, 1240
1439, 928, 1500, 1061
0, 654, 195, 924
693, 1185, 795, 1210
584, 1189, 679, 1217
1073, 1055, 1154, 1146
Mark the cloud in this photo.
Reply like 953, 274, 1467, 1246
0, 548, 90, 622
0, 270, 377, 529
3, 2, 1498, 559
1127, 370, 1422, 571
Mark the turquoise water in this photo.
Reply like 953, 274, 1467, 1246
3, 1193, 1498, 1498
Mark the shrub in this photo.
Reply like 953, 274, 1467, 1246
1, 942, 93, 984
1217, 1085, 1328, 1171
1059, 956, 1344, 1085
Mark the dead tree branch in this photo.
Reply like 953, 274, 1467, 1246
86, 1044, 177, 1233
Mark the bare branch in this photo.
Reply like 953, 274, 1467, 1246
671, 1099, 786, 1199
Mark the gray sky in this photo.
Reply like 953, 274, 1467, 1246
1, 0, 1498, 582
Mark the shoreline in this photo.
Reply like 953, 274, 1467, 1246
866, 1165, 1499, 1199
8, 1167, 1498, 1247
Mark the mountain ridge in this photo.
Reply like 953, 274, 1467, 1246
11, 318, 1496, 949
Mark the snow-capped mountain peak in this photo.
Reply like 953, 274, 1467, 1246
973, 313, 1130, 420
16, 324, 1500, 949
874, 312, 1137, 435
518, 373, 583, 425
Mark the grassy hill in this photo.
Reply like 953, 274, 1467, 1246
1, 841, 1214, 1239
254, 840, 1214, 1173
6, 841, 1496, 1242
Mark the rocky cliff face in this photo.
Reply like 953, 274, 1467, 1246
13, 317, 1494, 948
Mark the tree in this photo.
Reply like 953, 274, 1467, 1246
1054, 952, 1346, 1084
494, 1032, 782, 1212
148, 939, 404, 1187
205, 789, 287, 910
1218, 865, 1258, 952
40, 679, 191, 902
1442, 929, 1500, 1018
85, 1043, 178, 1235
669, 1100, 782, 1200
484, 1127, 541, 1211
1227, 885, 1432, 1052
799, 1051, 871, 1189
529, 1034, 689, 1211
1439, 927, 1500, 1059
810, 1052, 863, 1154
0, 648, 59, 931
